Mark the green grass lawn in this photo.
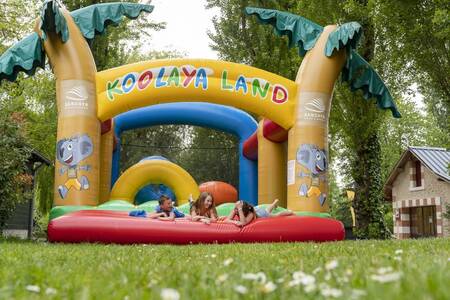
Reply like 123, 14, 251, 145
0, 239, 449, 299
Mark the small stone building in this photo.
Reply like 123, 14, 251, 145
384, 146, 450, 239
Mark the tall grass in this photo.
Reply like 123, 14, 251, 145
0, 239, 448, 299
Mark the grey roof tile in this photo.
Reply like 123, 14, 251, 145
409, 146, 450, 181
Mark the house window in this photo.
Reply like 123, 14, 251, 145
414, 160, 422, 187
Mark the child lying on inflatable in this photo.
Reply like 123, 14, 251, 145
150, 195, 187, 220
189, 192, 218, 224
223, 199, 294, 226
129, 196, 294, 226
129, 195, 187, 221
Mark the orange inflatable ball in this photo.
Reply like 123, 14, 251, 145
198, 181, 238, 205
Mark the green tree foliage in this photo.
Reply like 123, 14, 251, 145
375, 0, 449, 130
182, 127, 239, 188
1, 70, 57, 215
0, 0, 39, 51
120, 125, 187, 171
0, 112, 30, 229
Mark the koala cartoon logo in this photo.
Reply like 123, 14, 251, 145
296, 144, 327, 206
56, 134, 93, 199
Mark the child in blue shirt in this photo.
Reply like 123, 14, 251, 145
150, 195, 186, 221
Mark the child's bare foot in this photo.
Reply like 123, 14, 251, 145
272, 199, 279, 209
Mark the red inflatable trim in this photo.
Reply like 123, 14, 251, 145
48, 210, 345, 244
242, 132, 258, 160
263, 119, 288, 143
101, 119, 112, 135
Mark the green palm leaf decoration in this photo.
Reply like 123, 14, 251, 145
247, 7, 401, 118
343, 50, 401, 118
70, 3, 153, 40
245, 7, 323, 56
0, 33, 45, 83
40, 0, 69, 43
325, 22, 362, 57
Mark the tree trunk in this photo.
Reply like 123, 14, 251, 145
352, 132, 389, 238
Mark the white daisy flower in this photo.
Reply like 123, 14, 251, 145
242, 272, 266, 283
376, 267, 393, 274
261, 281, 277, 293
26, 285, 40, 293
304, 283, 316, 293
394, 249, 403, 255
289, 272, 316, 287
321, 287, 343, 298
325, 260, 339, 270
160, 288, 180, 300
370, 272, 402, 283
45, 287, 57, 295
223, 258, 234, 266
234, 285, 248, 294
292, 271, 306, 280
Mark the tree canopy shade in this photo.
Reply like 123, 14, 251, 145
0, 33, 45, 83
245, 7, 401, 118
0, 0, 153, 84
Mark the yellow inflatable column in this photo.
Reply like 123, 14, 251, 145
287, 26, 346, 213
99, 120, 114, 204
257, 120, 287, 207
35, 10, 100, 206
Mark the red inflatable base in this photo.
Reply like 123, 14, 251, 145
48, 210, 345, 244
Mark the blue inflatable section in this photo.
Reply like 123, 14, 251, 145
113, 102, 258, 205
134, 156, 176, 205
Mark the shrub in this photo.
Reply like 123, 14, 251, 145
0, 113, 30, 230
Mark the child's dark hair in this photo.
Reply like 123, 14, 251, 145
159, 195, 171, 205
239, 201, 255, 217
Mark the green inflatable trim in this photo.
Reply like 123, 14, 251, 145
40, 0, 69, 43
245, 7, 323, 57
0, 33, 45, 83
325, 22, 362, 57
71, 3, 153, 40
49, 205, 93, 220
343, 50, 401, 118
49, 200, 331, 220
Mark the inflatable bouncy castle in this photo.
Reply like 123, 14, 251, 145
0, 1, 400, 244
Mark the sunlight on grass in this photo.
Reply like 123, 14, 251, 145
0, 239, 448, 299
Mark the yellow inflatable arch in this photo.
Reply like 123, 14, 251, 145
110, 160, 200, 205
